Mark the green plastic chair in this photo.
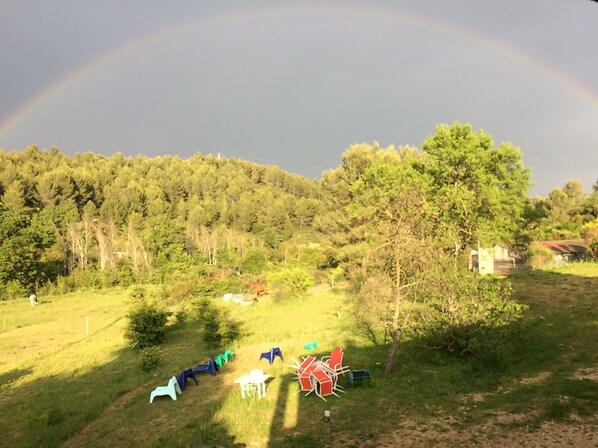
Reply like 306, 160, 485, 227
304, 340, 318, 350
214, 354, 226, 368
223, 349, 235, 362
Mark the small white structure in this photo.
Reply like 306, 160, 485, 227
469, 246, 499, 274
29, 294, 38, 307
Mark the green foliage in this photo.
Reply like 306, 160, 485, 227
528, 245, 555, 269
124, 299, 171, 349
0, 206, 43, 290
188, 298, 241, 348
239, 248, 267, 275
159, 273, 200, 303
326, 266, 344, 287
421, 122, 531, 253
424, 271, 528, 362
344, 139, 531, 372
0, 280, 28, 300
138, 346, 162, 372
266, 267, 314, 299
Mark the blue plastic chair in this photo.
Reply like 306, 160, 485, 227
176, 368, 199, 391
193, 357, 219, 376
259, 347, 283, 365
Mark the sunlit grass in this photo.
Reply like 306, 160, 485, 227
1, 264, 597, 447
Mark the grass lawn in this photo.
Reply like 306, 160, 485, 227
1, 264, 597, 447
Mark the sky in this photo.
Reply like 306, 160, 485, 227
1, 0, 597, 197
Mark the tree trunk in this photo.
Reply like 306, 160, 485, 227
384, 253, 402, 375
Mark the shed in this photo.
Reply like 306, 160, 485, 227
533, 239, 587, 263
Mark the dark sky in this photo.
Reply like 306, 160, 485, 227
1, 0, 597, 196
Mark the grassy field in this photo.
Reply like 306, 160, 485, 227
1, 264, 598, 447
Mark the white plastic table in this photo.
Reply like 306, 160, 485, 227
234, 372, 270, 399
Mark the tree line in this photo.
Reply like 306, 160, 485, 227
1, 123, 596, 299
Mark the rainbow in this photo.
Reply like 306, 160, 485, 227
1, 3, 597, 144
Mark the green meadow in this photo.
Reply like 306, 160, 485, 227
1, 264, 598, 447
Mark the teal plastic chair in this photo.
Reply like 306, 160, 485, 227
214, 354, 226, 368
223, 349, 235, 362
303, 340, 318, 351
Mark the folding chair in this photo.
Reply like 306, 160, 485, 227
312, 369, 340, 401
298, 363, 318, 397
322, 347, 350, 376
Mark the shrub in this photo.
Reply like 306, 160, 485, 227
139, 346, 162, 372
240, 248, 267, 275
124, 299, 171, 349
188, 298, 241, 348
204, 307, 241, 348
0, 280, 27, 300
266, 267, 314, 299
159, 272, 201, 303
528, 246, 555, 269
424, 272, 528, 362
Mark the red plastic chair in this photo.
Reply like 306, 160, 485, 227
312, 369, 339, 401
298, 363, 318, 396
322, 347, 350, 375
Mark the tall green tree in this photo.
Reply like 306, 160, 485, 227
421, 123, 531, 255
349, 149, 437, 374
0, 206, 43, 290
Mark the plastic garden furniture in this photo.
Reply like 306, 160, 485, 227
177, 368, 199, 391
348, 369, 372, 386
223, 349, 235, 362
303, 340, 318, 351
193, 357, 219, 376
214, 354, 226, 368
149, 376, 182, 403
259, 347, 283, 365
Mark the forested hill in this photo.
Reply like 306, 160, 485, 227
0, 145, 325, 295
1, 123, 595, 298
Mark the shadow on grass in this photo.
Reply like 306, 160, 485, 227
264, 269, 598, 446
0, 366, 33, 389
2, 268, 596, 447
0, 311, 247, 448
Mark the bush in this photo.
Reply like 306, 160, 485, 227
188, 298, 241, 348
424, 272, 528, 362
240, 248, 267, 275
139, 346, 162, 372
528, 246, 555, 269
124, 299, 171, 349
0, 280, 27, 300
266, 267, 314, 299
